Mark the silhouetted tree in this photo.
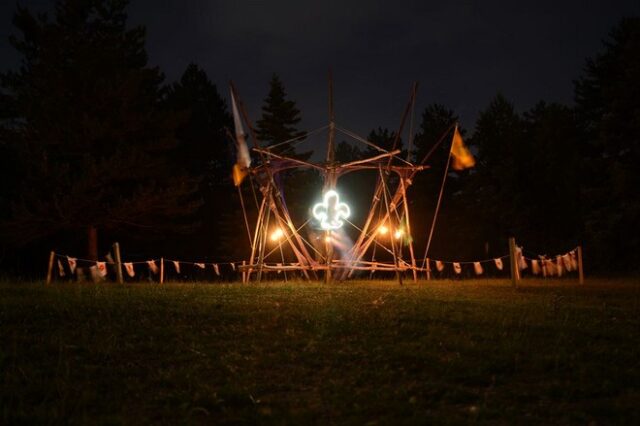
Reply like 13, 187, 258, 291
164, 63, 236, 258
165, 63, 232, 187
335, 140, 362, 162
256, 74, 308, 158
412, 104, 458, 165
462, 94, 526, 253
0, 0, 198, 259
520, 102, 582, 252
575, 17, 640, 272
365, 127, 403, 157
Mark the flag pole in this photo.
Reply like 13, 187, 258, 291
421, 124, 456, 270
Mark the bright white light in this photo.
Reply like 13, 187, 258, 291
394, 229, 404, 240
312, 190, 350, 230
270, 228, 284, 242
378, 225, 389, 235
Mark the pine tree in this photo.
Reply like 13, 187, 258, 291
165, 63, 233, 190
164, 63, 238, 258
0, 0, 199, 259
256, 74, 308, 158
365, 127, 402, 157
575, 18, 640, 271
412, 104, 458, 165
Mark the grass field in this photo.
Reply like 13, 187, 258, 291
1, 278, 639, 424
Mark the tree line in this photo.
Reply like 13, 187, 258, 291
0, 0, 638, 275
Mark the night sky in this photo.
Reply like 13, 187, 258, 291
2, 0, 639, 139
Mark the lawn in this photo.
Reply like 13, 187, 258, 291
1, 278, 639, 424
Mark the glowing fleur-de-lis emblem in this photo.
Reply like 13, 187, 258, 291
312, 190, 350, 230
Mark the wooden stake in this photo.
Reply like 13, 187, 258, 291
113, 242, 124, 284
242, 260, 247, 284
508, 237, 518, 287
160, 257, 164, 284
426, 258, 431, 280
46, 250, 55, 285
577, 246, 584, 285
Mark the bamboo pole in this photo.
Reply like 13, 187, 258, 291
268, 200, 312, 281
231, 82, 317, 279
508, 237, 518, 287
247, 196, 267, 282
379, 167, 403, 285
46, 250, 55, 285
324, 71, 336, 284
256, 200, 272, 283
400, 175, 417, 282
160, 257, 164, 284
577, 246, 584, 285
112, 242, 124, 284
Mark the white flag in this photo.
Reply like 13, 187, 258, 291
172, 261, 181, 274
531, 259, 540, 275
96, 261, 108, 277
124, 262, 135, 277
213, 264, 220, 276
562, 254, 572, 271
67, 256, 77, 274
545, 259, 556, 276
517, 247, 527, 270
494, 258, 504, 271
570, 250, 578, 270
556, 256, 564, 277
473, 262, 483, 275
453, 262, 462, 274
230, 263, 236, 271
436, 260, 444, 272
57, 259, 66, 277
147, 260, 159, 275
195, 263, 206, 269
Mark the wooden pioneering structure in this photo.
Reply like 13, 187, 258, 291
231, 79, 443, 284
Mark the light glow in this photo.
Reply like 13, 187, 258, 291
312, 190, 350, 230
394, 229, 404, 240
270, 228, 284, 242
378, 225, 389, 235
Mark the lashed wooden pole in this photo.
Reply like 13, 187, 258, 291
324, 71, 336, 283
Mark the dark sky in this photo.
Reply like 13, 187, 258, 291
2, 0, 639, 141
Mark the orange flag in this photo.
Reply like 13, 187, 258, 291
450, 125, 475, 170
230, 88, 251, 186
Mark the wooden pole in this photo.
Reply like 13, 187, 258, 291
112, 242, 124, 284
426, 258, 431, 280
577, 246, 584, 285
324, 71, 336, 284
508, 237, 518, 287
160, 257, 164, 284
400, 176, 418, 282
242, 260, 247, 284
256, 199, 272, 283
232, 82, 317, 279
247, 195, 267, 282
46, 250, 55, 285
379, 167, 403, 286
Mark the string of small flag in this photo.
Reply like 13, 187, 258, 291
422, 255, 508, 276
54, 254, 235, 279
53, 245, 580, 280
